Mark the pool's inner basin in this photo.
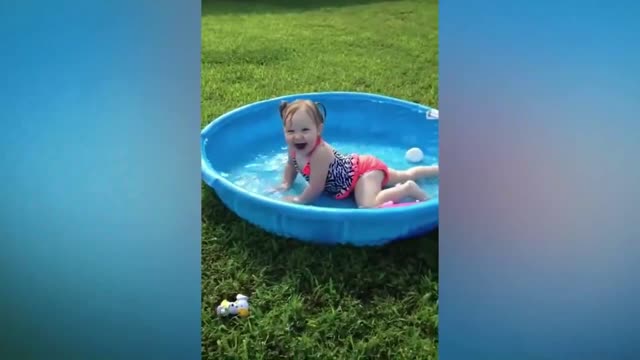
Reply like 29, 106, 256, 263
204, 94, 438, 209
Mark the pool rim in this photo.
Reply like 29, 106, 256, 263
201, 91, 439, 218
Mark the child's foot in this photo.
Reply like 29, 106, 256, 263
404, 180, 429, 201
413, 165, 439, 178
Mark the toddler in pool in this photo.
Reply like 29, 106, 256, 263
276, 99, 438, 208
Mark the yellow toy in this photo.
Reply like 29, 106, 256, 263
216, 294, 250, 318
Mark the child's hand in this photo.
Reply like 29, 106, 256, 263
282, 195, 299, 203
267, 182, 291, 194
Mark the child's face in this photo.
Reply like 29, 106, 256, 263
284, 108, 322, 154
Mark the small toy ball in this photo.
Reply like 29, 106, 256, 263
405, 147, 424, 163
216, 294, 250, 318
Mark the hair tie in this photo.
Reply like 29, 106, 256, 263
314, 102, 327, 121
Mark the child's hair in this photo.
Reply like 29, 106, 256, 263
279, 99, 327, 128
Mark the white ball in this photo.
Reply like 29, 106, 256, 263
405, 147, 424, 163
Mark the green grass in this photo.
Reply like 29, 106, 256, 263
202, 0, 439, 358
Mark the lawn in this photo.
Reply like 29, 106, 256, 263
201, 0, 439, 358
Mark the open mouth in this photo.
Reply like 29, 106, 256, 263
294, 143, 307, 150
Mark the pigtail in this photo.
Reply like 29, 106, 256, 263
314, 102, 327, 123
279, 101, 289, 120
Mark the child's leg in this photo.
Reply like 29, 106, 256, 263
386, 165, 439, 186
354, 170, 429, 208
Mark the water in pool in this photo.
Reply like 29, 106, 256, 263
221, 142, 439, 208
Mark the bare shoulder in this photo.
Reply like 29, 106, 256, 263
310, 142, 334, 165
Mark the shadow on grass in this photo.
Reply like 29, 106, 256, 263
202, 185, 438, 307
202, 0, 410, 16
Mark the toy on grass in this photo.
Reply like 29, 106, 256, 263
216, 294, 250, 318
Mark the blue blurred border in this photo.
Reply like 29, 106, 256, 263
0, 1, 201, 357
440, 0, 640, 358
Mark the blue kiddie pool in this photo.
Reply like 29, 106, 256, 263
201, 92, 439, 246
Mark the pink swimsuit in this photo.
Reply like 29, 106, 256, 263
290, 137, 390, 199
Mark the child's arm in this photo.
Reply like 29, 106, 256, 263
291, 147, 331, 204
279, 151, 298, 190
281, 159, 297, 190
